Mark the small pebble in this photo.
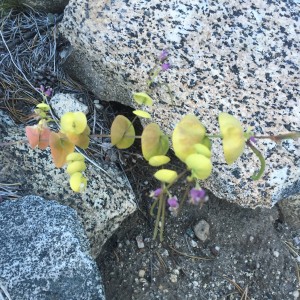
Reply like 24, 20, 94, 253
190, 240, 198, 248
210, 245, 220, 256
273, 251, 279, 258
293, 236, 300, 246
170, 274, 177, 283
139, 270, 145, 278
136, 235, 145, 249
194, 220, 210, 242
249, 236, 254, 242
293, 290, 299, 299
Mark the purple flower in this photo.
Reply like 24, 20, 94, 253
168, 196, 179, 216
150, 188, 162, 198
167, 196, 179, 208
189, 188, 208, 205
161, 63, 171, 71
159, 49, 168, 62
44, 88, 53, 97
249, 136, 257, 144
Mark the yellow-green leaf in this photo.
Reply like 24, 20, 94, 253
36, 103, 50, 111
66, 161, 86, 175
61, 112, 87, 135
111, 115, 135, 149
133, 92, 153, 106
66, 152, 85, 163
69, 172, 87, 192
133, 110, 151, 119
172, 115, 206, 162
141, 123, 169, 161
194, 143, 211, 158
149, 155, 170, 167
219, 112, 245, 164
185, 153, 212, 180
154, 169, 178, 184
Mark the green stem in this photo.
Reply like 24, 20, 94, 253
205, 134, 222, 138
150, 197, 159, 217
153, 194, 163, 240
160, 198, 166, 242
246, 141, 266, 180
178, 182, 193, 213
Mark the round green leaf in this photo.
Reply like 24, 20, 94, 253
111, 115, 135, 149
133, 110, 151, 119
149, 155, 170, 167
70, 172, 87, 192
141, 123, 169, 161
172, 115, 206, 162
66, 152, 85, 163
154, 169, 178, 184
185, 153, 212, 180
194, 143, 211, 158
219, 113, 245, 164
66, 161, 86, 175
61, 112, 87, 135
133, 92, 153, 106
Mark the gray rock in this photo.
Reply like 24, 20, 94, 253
0, 195, 105, 300
194, 219, 210, 242
60, 0, 300, 208
0, 111, 136, 257
278, 195, 300, 229
19, 0, 69, 13
50, 93, 89, 118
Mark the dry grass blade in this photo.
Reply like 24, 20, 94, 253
155, 250, 167, 271
0, 280, 12, 300
223, 275, 251, 300
284, 240, 300, 290
168, 244, 214, 261
0, 182, 21, 200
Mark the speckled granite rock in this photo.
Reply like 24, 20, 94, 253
50, 93, 89, 118
60, 0, 300, 208
0, 112, 136, 257
0, 195, 104, 300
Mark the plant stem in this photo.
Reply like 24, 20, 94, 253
153, 194, 163, 240
206, 134, 222, 138
160, 198, 166, 242
150, 197, 159, 217
178, 182, 192, 213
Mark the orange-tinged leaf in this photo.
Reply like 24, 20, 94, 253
141, 123, 169, 161
25, 125, 50, 150
49, 132, 75, 168
66, 125, 90, 149
111, 115, 135, 149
